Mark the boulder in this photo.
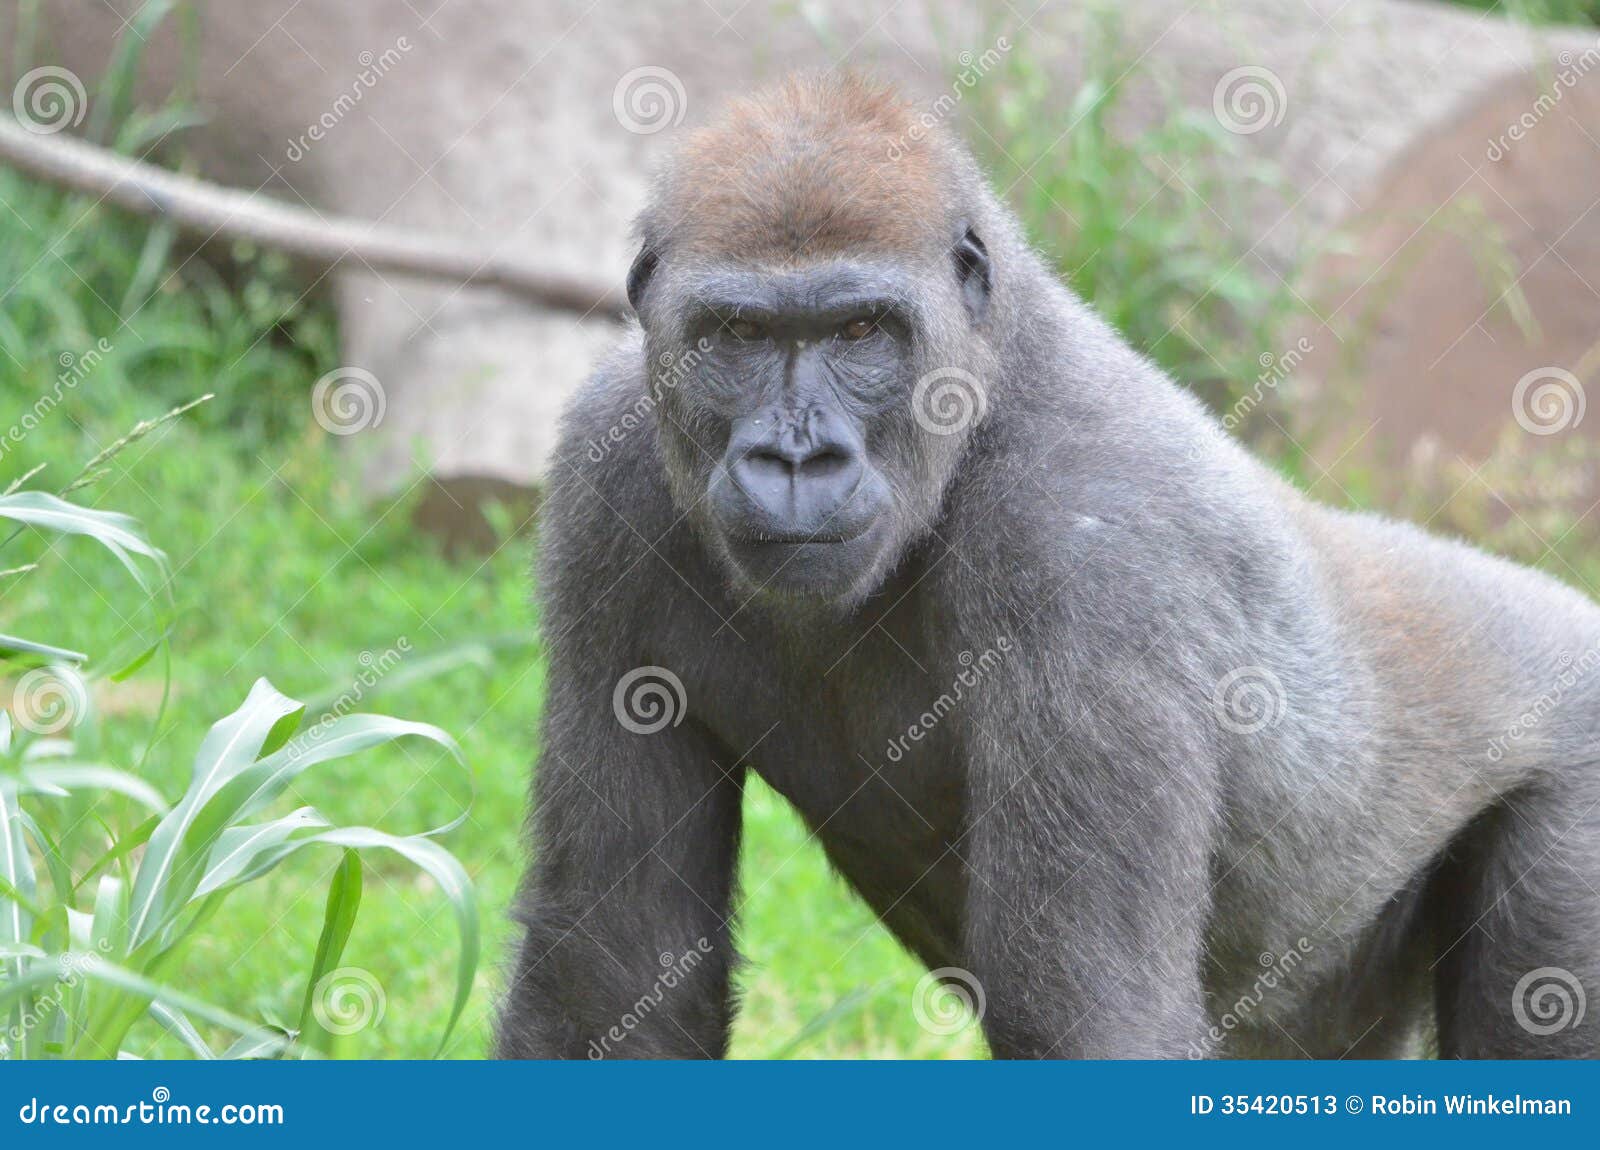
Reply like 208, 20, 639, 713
11, 0, 1595, 531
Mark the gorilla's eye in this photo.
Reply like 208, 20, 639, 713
839, 317, 876, 341
725, 318, 763, 342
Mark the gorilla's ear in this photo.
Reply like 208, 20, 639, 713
952, 225, 991, 324
626, 246, 659, 313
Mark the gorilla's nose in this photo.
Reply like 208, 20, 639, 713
724, 412, 867, 538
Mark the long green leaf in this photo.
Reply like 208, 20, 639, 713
218, 1029, 292, 1060
126, 679, 302, 947
0, 779, 38, 1054
0, 953, 281, 1057
0, 781, 35, 955
193, 807, 327, 898
0, 490, 167, 592
20, 764, 169, 815
0, 877, 42, 918
216, 714, 464, 832
0, 633, 88, 665
74, 814, 158, 896
18, 810, 71, 920
90, 874, 127, 957
109, 634, 164, 682
298, 850, 362, 1053
149, 1001, 216, 1059
217, 827, 477, 1056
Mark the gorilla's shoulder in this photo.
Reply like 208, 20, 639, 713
536, 331, 682, 589
544, 330, 675, 525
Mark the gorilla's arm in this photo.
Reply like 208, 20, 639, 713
939, 500, 1220, 1058
960, 714, 1215, 1058
495, 665, 743, 1058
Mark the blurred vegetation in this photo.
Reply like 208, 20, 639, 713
973, 19, 1312, 424
4, 2, 1600, 1059
1453, 0, 1600, 26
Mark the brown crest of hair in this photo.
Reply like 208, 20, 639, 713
648, 72, 952, 265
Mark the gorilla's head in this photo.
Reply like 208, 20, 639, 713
626, 74, 1000, 608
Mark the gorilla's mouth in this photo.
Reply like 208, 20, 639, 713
719, 516, 892, 601
707, 450, 896, 601
726, 526, 867, 546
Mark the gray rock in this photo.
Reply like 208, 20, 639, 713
12, 1, 1592, 513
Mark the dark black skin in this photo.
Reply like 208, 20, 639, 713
494, 209, 1219, 1059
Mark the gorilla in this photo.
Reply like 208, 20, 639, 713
496, 74, 1600, 1059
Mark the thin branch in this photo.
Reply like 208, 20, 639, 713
0, 116, 629, 321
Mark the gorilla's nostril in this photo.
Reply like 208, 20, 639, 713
742, 445, 854, 482
720, 409, 873, 538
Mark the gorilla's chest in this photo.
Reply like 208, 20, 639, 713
678, 607, 970, 959
695, 632, 967, 835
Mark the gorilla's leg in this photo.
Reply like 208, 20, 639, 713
1432, 777, 1600, 1058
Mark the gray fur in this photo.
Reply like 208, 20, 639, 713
495, 81, 1600, 1059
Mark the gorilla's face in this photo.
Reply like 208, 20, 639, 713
636, 234, 993, 609
690, 265, 907, 601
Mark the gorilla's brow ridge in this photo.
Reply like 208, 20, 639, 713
680, 264, 925, 327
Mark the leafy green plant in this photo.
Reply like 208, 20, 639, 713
0, 443, 477, 1059
2, 18, 516, 1049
